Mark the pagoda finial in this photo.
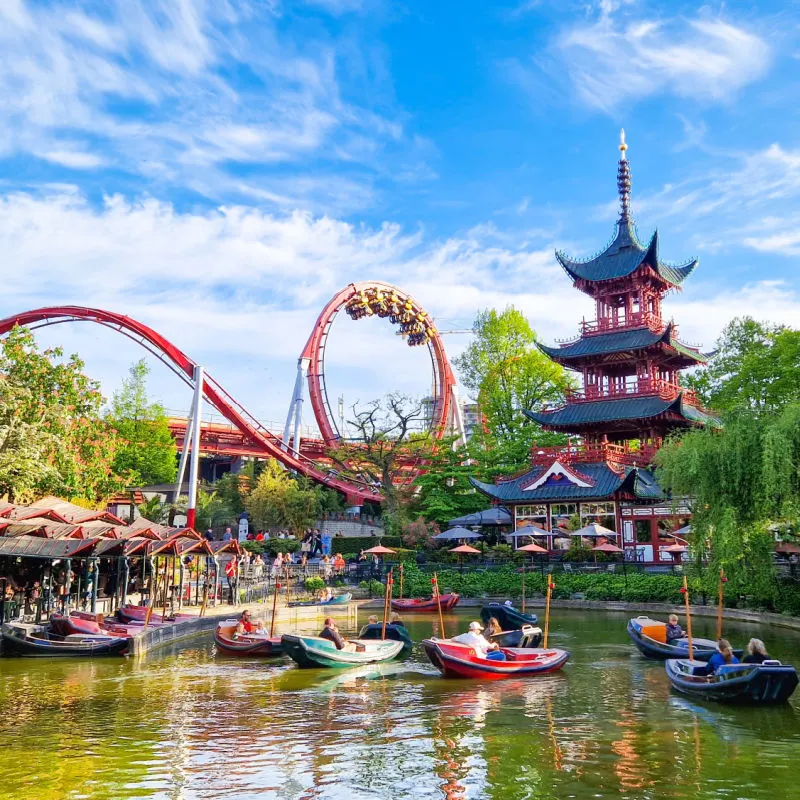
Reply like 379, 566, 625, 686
617, 129, 632, 222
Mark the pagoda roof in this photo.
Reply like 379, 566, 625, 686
470, 461, 664, 504
555, 223, 697, 288
537, 324, 707, 364
525, 395, 720, 430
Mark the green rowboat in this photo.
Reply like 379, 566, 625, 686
281, 634, 404, 668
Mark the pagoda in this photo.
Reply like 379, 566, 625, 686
471, 132, 718, 563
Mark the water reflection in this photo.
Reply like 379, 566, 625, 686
0, 611, 799, 799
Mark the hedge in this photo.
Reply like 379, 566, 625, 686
330, 535, 402, 554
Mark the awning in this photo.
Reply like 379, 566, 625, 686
0, 536, 98, 559
434, 527, 482, 541
448, 508, 511, 527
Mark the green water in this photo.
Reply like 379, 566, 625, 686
1, 610, 799, 800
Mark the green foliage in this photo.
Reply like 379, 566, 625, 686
656, 403, 800, 607
305, 576, 325, 592
213, 468, 255, 516
687, 317, 800, 413
334, 536, 402, 554
137, 495, 171, 524
400, 517, 439, 548
240, 538, 301, 555
453, 307, 573, 442
108, 360, 177, 486
0, 326, 125, 502
358, 579, 386, 595
245, 459, 322, 535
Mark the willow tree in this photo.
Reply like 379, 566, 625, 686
656, 404, 800, 606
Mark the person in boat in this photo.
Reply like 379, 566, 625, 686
320, 617, 354, 651
389, 612, 405, 627
234, 610, 264, 637
453, 621, 506, 661
367, 615, 379, 624
743, 638, 770, 664
665, 614, 684, 643
484, 617, 503, 638
707, 638, 739, 671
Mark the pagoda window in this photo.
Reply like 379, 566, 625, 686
579, 501, 617, 532
551, 503, 577, 529
515, 505, 548, 531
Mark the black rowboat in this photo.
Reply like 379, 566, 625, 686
666, 658, 799, 704
357, 622, 414, 654
627, 617, 742, 662
480, 603, 538, 629
1, 623, 128, 657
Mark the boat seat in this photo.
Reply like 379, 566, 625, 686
762, 659, 782, 666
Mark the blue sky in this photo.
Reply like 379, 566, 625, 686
1, 0, 799, 432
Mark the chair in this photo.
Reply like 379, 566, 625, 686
606, 564, 617, 574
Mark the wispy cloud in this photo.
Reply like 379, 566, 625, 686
0, 0, 428, 207
536, 14, 771, 112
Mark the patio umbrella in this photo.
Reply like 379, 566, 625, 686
434, 526, 482, 541
448, 508, 511, 527
449, 543, 481, 572
664, 543, 687, 553
775, 542, 800, 554
592, 540, 623, 565
572, 522, 617, 539
516, 542, 549, 609
362, 544, 397, 556
672, 524, 692, 537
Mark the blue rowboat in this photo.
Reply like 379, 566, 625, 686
287, 592, 352, 608
627, 617, 742, 662
666, 658, 799, 704
281, 634, 403, 668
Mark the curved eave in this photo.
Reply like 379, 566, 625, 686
657, 259, 698, 287
470, 476, 504, 500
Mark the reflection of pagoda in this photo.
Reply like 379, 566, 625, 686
472, 132, 718, 563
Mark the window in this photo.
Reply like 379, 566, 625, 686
515, 504, 548, 531
580, 501, 617, 533
635, 520, 652, 544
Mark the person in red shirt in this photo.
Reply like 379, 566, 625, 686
235, 609, 263, 636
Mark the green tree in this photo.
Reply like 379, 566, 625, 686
656, 403, 800, 607
454, 307, 573, 442
108, 360, 177, 486
687, 317, 800, 413
0, 326, 124, 502
245, 459, 322, 535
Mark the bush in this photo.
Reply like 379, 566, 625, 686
305, 576, 325, 592
359, 579, 386, 596
240, 538, 300, 556
331, 536, 402, 554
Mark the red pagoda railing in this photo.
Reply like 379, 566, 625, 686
566, 377, 698, 406
579, 310, 663, 337
530, 441, 660, 468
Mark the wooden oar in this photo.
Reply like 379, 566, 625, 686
433, 572, 445, 637
543, 573, 554, 648
521, 561, 526, 614
381, 568, 393, 640
716, 568, 726, 641
269, 578, 280, 638
681, 575, 694, 661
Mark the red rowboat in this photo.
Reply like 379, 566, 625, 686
116, 604, 192, 624
422, 638, 569, 680
391, 593, 459, 613
214, 620, 284, 657
49, 613, 136, 638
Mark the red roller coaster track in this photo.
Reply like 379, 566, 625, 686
0, 306, 381, 505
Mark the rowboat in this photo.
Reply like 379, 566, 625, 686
666, 658, 799, 704
422, 638, 569, 680
488, 624, 542, 649
480, 602, 538, 629
49, 613, 134, 638
1, 622, 128, 657
287, 592, 353, 608
281, 634, 404, 668
116, 604, 192, 624
627, 617, 742, 661
391, 593, 459, 613
214, 620, 284, 657
357, 621, 414, 654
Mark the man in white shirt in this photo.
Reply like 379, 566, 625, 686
452, 621, 502, 659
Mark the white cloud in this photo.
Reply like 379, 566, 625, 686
39, 150, 107, 169
550, 15, 770, 111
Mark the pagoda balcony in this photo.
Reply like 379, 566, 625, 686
566, 376, 699, 406
530, 441, 659, 468
579, 310, 663, 337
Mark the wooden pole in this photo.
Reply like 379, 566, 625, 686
433, 572, 445, 638
199, 556, 209, 618
716, 568, 726, 641
399, 564, 404, 600
144, 560, 161, 630
521, 561, 526, 614
682, 575, 694, 661
269, 577, 280, 638
381, 569, 393, 640
160, 557, 170, 623
543, 573, 554, 648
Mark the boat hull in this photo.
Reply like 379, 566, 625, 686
287, 593, 353, 608
422, 639, 569, 680
1, 624, 128, 657
391, 594, 459, 613
214, 622, 284, 657
281, 634, 403, 668
357, 622, 414, 654
627, 618, 741, 662
666, 658, 799, 704
116, 605, 192, 625
480, 603, 538, 629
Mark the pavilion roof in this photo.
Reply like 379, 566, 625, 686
24, 496, 125, 525
525, 395, 720, 431
555, 222, 697, 288
537, 324, 707, 365
470, 461, 663, 503
0, 535, 98, 559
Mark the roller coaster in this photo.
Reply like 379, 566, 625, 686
0, 282, 462, 505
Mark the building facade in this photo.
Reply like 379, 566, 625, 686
472, 133, 717, 562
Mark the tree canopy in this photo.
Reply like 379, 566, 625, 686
108, 360, 177, 486
686, 317, 800, 414
0, 327, 124, 503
